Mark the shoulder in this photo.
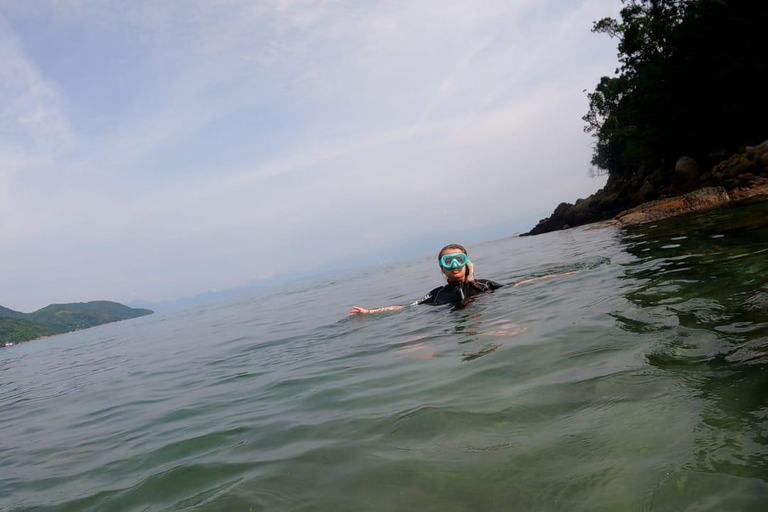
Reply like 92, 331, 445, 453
418, 285, 445, 304
475, 279, 504, 290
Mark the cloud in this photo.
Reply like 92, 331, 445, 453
0, 14, 75, 240
0, 0, 619, 310
0, 15, 73, 151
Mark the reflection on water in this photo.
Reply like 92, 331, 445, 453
1, 203, 768, 511
618, 202, 768, 509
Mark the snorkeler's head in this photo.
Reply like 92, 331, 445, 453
438, 244, 474, 282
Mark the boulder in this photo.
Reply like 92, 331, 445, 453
570, 198, 596, 226
697, 169, 713, 184
552, 201, 573, 217
711, 141, 768, 182
729, 182, 768, 204
647, 166, 668, 187
594, 191, 620, 210
615, 187, 730, 226
738, 172, 756, 183
635, 180, 657, 203
522, 201, 574, 236
675, 156, 702, 184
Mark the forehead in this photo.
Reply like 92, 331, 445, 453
440, 248, 465, 257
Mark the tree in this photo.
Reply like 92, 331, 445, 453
584, 0, 768, 184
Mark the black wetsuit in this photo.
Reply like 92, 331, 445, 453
417, 279, 504, 306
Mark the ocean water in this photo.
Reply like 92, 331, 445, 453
2, 202, 768, 511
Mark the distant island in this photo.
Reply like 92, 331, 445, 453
524, 0, 768, 235
0, 301, 153, 347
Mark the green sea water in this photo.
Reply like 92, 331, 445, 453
2, 202, 768, 511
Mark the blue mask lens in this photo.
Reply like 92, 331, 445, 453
440, 253, 468, 270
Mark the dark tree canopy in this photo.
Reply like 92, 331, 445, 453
584, 0, 768, 180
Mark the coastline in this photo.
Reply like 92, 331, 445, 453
523, 140, 768, 235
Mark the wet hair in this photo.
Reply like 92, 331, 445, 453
438, 243, 468, 258
437, 243, 479, 286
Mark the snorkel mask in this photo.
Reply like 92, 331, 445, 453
440, 252, 470, 270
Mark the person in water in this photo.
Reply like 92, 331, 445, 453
349, 243, 577, 316
349, 243, 504, 315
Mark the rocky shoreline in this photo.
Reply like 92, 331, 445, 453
523, 140, 768, 235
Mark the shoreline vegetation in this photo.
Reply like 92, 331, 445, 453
0, 301, 153, 347
524, 0, 768, 236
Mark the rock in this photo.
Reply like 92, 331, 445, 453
552, 201, 573, 217
570, 195, 597, 225
696, 170, 713, 185
714, 153, 741, 176
522, 202, 574, 236
738, 172, 756, 183
636, 180, 657, 202
675, 156, 702, 184
586, 181, 768, 231
523, 139, 768, 236
574, 196, 592, 209
615, 187, 730, 226
729, 182, 768, 204
595, 192, 620, 210
708, 149, 727, 162
647, 167, 668, 187
710, 141, 768, 181
585, 219, 620, 230
659, 185, 676, 196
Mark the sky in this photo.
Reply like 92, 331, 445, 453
0, 0, 620, 312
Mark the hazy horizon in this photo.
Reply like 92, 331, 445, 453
4, 223, 529, 313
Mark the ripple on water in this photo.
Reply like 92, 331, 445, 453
3, 202, 768, 511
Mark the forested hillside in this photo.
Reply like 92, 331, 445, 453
0, 301, 153, 346
0, 318, 61, 345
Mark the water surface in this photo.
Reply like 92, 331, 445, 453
2, 203, 768, 511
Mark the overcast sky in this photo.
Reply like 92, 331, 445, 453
0, 0, 619, 312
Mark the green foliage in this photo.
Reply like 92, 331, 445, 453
0, 301, 153, 346
584, 0, 768, 179
0, 318, 61, 345
0, 305, 27, 319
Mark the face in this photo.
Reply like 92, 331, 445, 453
439, 249, 468, 282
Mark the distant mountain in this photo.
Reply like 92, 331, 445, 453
127, 289, 241, 313
0, 301, 153, 346
0, 305, 27, 320
127, 274, 311, 313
